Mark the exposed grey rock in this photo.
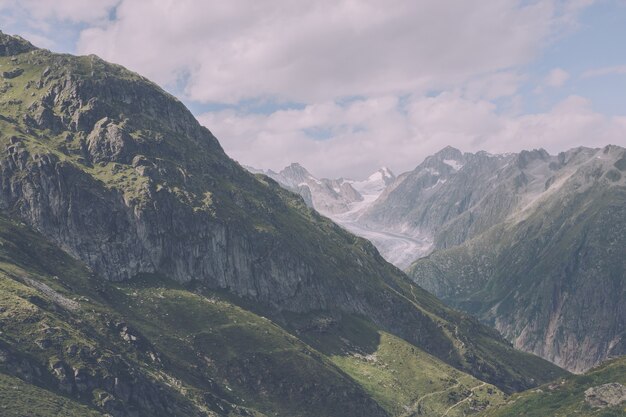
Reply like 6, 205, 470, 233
2, 68, 23, 79
248, 163, 366, 213
0, 32, 35, 56
584, 383, 626, 408
86, 118, 138, 164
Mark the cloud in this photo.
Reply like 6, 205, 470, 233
199, 94, 626, 178
0, 0, 118, 50
544, 68, 570, 87
4, 0, 618, 180
582, 65, 626, 78
75, 0, 586, 103
0, 0, 117, 28
463, 71, 526, 101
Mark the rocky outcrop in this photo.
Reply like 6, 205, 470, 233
0, 31, 35, 56
86, 118, 139, 164
584, 383, 626, 408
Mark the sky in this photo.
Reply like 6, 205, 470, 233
1, 0, 626, 179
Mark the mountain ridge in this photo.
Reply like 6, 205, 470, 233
407, 144, 626, 372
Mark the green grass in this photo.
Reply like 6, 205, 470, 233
331, 331, 506, 416
0, 372, 103, 417
482, 357, 626, 416
105, 276, 386, 417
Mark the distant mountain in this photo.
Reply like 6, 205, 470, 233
407, 145, 626, 372
0, 32, 564, 416
251, 146, 626, 374
360, 146, 569, 258
350, 166, 396, 197
247, 164, 437, 268
247, 163, 365, 214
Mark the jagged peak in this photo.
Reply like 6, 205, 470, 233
366, 167, 396, 184
281, 162, 311, 176
378, 166, 395, 177
434, 145, 463, 158
0, 31, 37, 56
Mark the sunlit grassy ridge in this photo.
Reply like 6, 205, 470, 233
482, 357, 626, 416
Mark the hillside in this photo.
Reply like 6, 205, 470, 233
0, 32, 565, 415
408, 145, 626, 372
481, 356, 626, 416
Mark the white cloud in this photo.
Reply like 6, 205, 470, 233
582, 65, 626, 78
4, 0, 619, 181
75, 0, 585, 103
16, 0, 117, 23
0, 0, 117, 27
544, 67, 570, 87
199, 94, 626, 178
0, 0, 118, 50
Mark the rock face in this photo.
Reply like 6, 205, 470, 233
585, 383, 626, 408
0, 32, 565, 402
408, 145, 626, 372
0, 31, 35, 56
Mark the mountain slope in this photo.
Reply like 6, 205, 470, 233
249, 163, 430, 268
0, 188, 507, 416
360, 146, 580, 266
408, 145, 626, 372
481, 356, 626, 416
0, 213, 386, 416
0, 32, 566, 414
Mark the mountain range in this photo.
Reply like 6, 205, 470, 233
258, 145, 626, 377
249, 163, 435, 268
0, 32, 586, 417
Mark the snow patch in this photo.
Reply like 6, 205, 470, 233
443, 159, 464, 171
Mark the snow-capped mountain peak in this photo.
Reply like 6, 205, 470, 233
352, 167, 396, 196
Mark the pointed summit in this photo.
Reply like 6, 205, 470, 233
433, 145, 463, 160
279, 162, 315, 185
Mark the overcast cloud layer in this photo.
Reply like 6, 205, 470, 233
2, 0, 626, 178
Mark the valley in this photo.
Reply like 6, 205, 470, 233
0, 32, 578, 416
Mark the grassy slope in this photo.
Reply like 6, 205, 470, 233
481, 357, 626, 417
0, 213, 509, 416
0, 372, 103, 417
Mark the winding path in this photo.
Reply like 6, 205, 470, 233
400, 382, 460, 417
441, 382, 487, 417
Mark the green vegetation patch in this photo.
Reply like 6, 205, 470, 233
482, 357, 626, 417
0, 371, 103, 417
